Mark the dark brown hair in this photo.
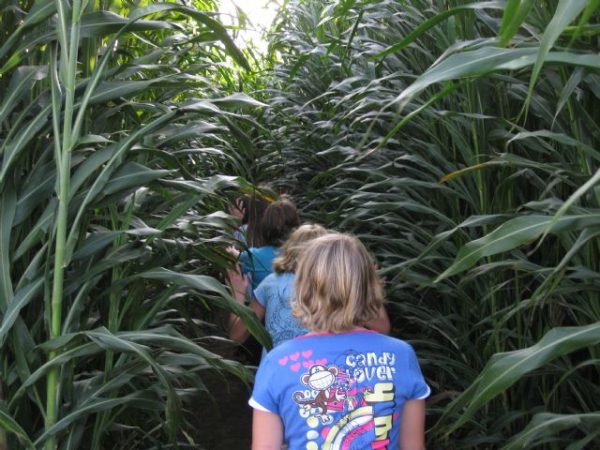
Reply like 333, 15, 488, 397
258, 199, 300, 247
245, 194, 270, 247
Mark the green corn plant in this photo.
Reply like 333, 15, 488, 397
261, 0, 600, 447
0, 1, 270, 448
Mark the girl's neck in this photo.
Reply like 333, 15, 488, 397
305, 326, 370, 336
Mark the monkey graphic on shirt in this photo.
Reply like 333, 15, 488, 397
289, 352, 402, 449
293, 364, 349, 424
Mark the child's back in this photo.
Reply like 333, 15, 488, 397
251, 330, 429, 449
254, 272, 307, 348
250, 233, 428, 450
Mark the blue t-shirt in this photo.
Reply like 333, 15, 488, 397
240, 246, 278, 290
249, 330, 430, 450
254, 272, 308, 348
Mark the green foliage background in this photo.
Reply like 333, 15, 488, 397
0, 0, 599, 448
0, 0, 269, 448
259, 0, 600, 448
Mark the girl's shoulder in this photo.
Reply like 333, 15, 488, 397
296, 330, 415, 352
262, 336, 304, 364
246, 245, 278, 258
359, 331, 415, 350
257, 271, 292, 287
266, 270, 293, 280
266, 330, 414, 351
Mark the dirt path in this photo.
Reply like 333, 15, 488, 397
192, 370, 253, 449
189, 334, 261, 449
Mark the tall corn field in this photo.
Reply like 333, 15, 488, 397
0, 0, 268, 448
1, 0, 600, 449
261, 0, 600, 448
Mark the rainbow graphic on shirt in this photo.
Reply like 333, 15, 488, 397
291, 351, 398, 449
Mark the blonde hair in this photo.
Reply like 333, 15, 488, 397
293, 233, 384, 333
272, 224, 329, 274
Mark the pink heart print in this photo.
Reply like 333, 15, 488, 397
302, 350, 313, 358
302, 360, 314, 368
278, 356, 288, 366
291, 362, 301, 372
315, 358, 327, 365
290, 352, 300, 361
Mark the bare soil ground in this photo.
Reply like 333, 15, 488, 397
189, 335, 262, 449
192, 370, 253, 449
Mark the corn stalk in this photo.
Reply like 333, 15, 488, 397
262, 0, 600, 447
0, 0, 268, 447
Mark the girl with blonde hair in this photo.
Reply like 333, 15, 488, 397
229, 225, 390, 348
228, 224, 328, 347
250, 233, 429, 450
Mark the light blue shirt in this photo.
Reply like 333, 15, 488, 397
240, 246, 278, 290
254, 272, 308, 348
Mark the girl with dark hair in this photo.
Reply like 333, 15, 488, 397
226, 198, 301, 344
238, 198, 300, 291
229, 191, 270, 248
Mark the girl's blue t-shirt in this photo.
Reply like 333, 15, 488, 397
240, 246, 278, 290
254, 272, 308, 348
249, 330, 430, 450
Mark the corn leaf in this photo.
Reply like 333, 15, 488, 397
0, 402, 34, 449
501, 412, 600, 450
443, 323, 600, 434
437, 214, 600, 281
140, 268, 272, 349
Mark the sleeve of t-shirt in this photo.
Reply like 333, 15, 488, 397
253, 278, 269, 307
248, 353, 279, 414
406, 344, 431, 400
239, 250, 251, 274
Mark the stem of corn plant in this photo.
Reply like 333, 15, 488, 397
45, 1, 82, 449
0, 383, 5, 450
562, 67, 600, 336
91, 204, 124, 449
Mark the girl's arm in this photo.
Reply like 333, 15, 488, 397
365, 305, 391, 335
399, 399, 425, 450
226, 266, 265, 342
227, 264, 248, 304
252, 409, 283, 450
228, 299, 265, 343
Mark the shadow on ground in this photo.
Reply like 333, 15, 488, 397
188, 336, 262, 449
